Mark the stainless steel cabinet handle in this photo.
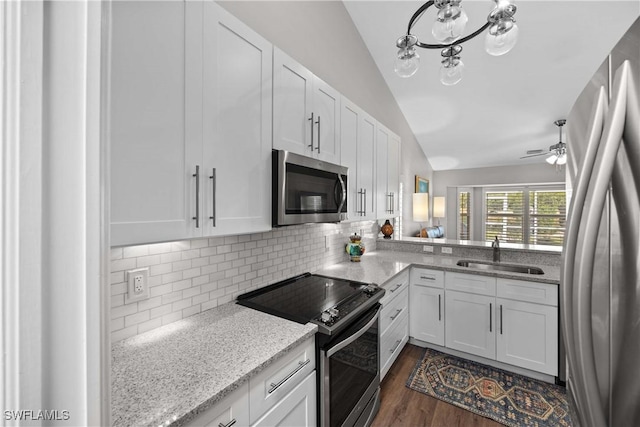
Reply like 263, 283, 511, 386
390, 283, 402, 293
192, 165, 200, 228
390, 308, 403, 321
420, 275, 436, 281
267, 359, 311, 394
438, 294, 441, 321
390, 339, 402, 353
363, 188, 367, 215
218, 419, 236, 427
390, 192, 394, 214
357, 188, 365, 216
209, 168, 216, 226
489, 303, 492, 332
500, 304, 503, 335
308, 112, 314, 151
315, 115, 321, 152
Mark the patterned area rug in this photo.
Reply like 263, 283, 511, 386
406, 348, 571, 427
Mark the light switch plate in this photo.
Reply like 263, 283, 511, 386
441, 247, 453, 254
423, 245, 434, 253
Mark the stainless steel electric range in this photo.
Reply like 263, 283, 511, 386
237, 273, 385, 427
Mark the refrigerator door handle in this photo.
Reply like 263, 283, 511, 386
561, 85, 607, 413
573, 60, 630, 427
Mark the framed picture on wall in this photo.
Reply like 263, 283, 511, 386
415, 176, 429, 193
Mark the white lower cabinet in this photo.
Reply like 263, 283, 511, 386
408, 270, 559, 378
183, 337, 316, 427
379, 270, 409, 380
184, 382, 250, 427
409, 268, 445, 346
252, 372, 316, 427
445, 290, 496, 359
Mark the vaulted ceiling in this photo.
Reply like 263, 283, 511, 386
344, 1, 640, 171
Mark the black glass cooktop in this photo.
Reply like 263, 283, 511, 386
236, 273, 367, 324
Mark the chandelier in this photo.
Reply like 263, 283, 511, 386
395, 0, 519, 85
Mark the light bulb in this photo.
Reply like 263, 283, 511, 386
394, 47, 420, 78
432, 5, 468, 43
440, 57, 464, 86
546, 154, 558, 165
485, 19, 519, 56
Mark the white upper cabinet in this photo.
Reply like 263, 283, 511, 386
273, 48, 340, 164
202, 2, 273, 236
110, 0, 203, 246
376, 123, 401, 219
110, 1, 272, 246
340, 98, 376, 220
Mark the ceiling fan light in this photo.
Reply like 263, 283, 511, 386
485, 20, 518, 56
394, 47, 420, 78
546, 153, 558, 165
557, 153, 567, 165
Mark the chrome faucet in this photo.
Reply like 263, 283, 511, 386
492, 236, 500, 262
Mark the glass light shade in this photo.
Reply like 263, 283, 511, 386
413, 193, 429, 222
433, 196, 446, 218
394, 47, 420, 78
485, 20, 519, 56
546, 153, 558, 164
557, 153, 567, 165
432, 5, 468, 43
440, 58, 464, 86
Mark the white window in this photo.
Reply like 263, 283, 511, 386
457, 189, 471, 240
484, 186, 566, 246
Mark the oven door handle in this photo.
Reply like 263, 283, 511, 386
326, 306, 380, 358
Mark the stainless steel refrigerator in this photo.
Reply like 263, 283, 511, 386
562, 17, 640, 427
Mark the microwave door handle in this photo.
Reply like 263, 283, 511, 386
336, 174, 346, 214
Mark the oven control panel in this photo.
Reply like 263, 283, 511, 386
316, 284, 384, 326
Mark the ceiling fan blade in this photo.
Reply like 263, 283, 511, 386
520, 152, 550, 159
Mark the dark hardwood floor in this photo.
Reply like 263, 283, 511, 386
371, 344, 503, 427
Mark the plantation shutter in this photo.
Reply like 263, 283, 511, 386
459, 191, 471, 240
485, 191, 524, 243
529, 190, 566, 245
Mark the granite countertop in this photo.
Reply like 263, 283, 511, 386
316, 250, 561, 286
111, 303, 317, 427
378, 236, 563, 254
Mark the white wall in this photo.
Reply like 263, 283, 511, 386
433, 163, 566, 238
217, 1, 433, 236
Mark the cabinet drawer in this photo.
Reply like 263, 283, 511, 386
380, 309, 408, 379
380, 270, 409, 305
497, 278, 558, 306
410, 267, 444, 289
252, 371, 316, 427
249, 337, 315, 423
446, 272, 496, 296
183, 381, 249, 427
380, 287, 408, 335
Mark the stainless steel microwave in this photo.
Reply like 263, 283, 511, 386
272, 150, 348, 226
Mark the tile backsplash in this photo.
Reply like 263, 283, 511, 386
110, 220, 378, 342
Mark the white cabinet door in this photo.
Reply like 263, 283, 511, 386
496, 298, 558, 376
183, 382, 249, 427
340, 98, 376, 220
410, 284, 444, 346
375, 124, 390, 219
110, 0, 203, 246
445, 290, 496, 359
202, 2, 272, 236
273, 48, 314, 156
313, 78, 340, 164
252, 372, 316, 427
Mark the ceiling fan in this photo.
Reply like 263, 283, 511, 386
521, 119, 567, 165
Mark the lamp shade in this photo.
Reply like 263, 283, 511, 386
433, 196, 446, 218
413, 193, 429, 222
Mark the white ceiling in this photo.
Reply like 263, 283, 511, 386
344, 1, 640, 171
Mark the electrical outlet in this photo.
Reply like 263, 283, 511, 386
422, 245, 434, 253
441, 247, 453, 254
126, 268, 149, 303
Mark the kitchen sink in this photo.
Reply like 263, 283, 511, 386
456, 260, 544, 275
